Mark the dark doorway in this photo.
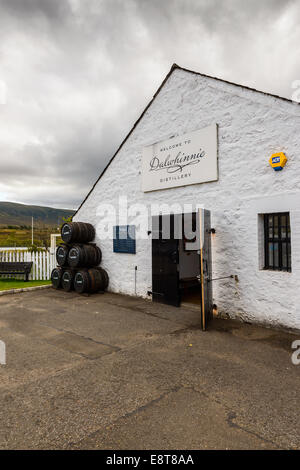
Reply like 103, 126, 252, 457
152, 214, 181, 307
151, 210, 213, 330
178, 212, 201, 307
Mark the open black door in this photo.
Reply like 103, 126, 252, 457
152, 214, 180, 307
199, 209, 213, 330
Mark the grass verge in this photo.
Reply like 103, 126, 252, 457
0, 279, 51, 291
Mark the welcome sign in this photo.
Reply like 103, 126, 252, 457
142, 124, 218, 192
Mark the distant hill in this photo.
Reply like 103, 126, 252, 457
0, 201, 75, 227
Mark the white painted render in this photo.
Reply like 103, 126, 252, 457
74, 68, 300, 330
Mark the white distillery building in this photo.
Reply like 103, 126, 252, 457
74, 64, 300, 331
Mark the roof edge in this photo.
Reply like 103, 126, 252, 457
173, 64, 298, 106
73, 64, 177, 217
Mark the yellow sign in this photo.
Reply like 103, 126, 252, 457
269, 152, 287, 172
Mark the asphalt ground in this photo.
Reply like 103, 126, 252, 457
0, 289, 299, 449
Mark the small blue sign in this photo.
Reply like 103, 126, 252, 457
113, 225, 136, 254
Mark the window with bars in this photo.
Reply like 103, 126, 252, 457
264, 213, 291, 272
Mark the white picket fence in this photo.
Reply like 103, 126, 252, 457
0, 249, 56, 280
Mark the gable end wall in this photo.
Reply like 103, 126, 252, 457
74, 69, 300, 330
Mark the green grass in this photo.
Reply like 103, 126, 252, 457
0, 227, 62, 247
0, 279, 51, 291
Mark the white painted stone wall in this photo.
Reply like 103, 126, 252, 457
74, 68, 300, 330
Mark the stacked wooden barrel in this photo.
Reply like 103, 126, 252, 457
51, 221, 109, 295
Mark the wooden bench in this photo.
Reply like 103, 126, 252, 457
0, 262, 33, 281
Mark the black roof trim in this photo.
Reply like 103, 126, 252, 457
176, 64, 298, 106
74, 63, 298, 216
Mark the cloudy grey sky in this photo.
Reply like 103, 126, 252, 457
0, 0, 299, 209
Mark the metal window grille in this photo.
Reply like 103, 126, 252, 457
264, 213, 291, 272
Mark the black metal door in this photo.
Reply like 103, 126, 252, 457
199, 209, 213, 330
152, 214, 180, 307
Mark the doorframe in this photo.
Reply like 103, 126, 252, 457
199, 208, 206, 330
151, 211, 201, 308
150, 209, 213, 331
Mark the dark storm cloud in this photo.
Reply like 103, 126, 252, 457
0, 0, 299, 209
0, 0, 71, 20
